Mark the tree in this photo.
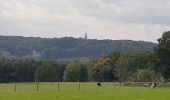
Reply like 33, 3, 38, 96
35, 61, 59, 82
63, 61, 88, 82
14, 59, 36, 82
154, 31, 170, 79
137, 69, 155, 82
115, 51, 151, 81
0, 58, 14, 82
89, 57, 115, 82
100, 65, 113, 81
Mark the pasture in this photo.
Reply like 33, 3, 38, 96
0, 82, 170, 100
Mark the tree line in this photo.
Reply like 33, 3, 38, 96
0, 31, 169, 82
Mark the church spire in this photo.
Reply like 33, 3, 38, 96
85, 32, 87, 39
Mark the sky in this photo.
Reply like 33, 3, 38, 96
0, 0, 170, 42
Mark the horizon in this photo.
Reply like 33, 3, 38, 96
0, 34, 157, 43
1, 0, 170, 42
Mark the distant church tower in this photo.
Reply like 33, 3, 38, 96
85, 32, 87, 39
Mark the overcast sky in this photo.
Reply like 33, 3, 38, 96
0, 0, 170, 42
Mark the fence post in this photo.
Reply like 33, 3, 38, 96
113, 81, 116, 88
132, 79, 134, 88
78, 81, 80, 90
97, 83, 98, 90
58, 81, 60, 91
14, 82, 16, 92
163, 80, 165, 88
36, 81, 39, 92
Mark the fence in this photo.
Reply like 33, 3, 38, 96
0, 82, 169, 92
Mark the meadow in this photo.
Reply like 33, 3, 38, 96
0, 82, 170, 100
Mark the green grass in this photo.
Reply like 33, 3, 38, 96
0, 82, 170, 100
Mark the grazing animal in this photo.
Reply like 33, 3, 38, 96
97, 82, 101, 87
151, 83, 156, 88
144, 83, 149, 88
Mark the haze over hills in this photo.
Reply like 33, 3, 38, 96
0, 35, 156, 59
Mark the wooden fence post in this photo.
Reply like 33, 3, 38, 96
36, 81, 39, 92
58, 81, 60, 91
97, 84, 98, 90
14, 82, 16, 92
163, 80, 165, 88
78, 81, 80, 90
113, 81, 116, 88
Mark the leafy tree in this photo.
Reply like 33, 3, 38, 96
0, 58, 14, 82
35, 61, 59, 82
14, 59, 36, 82
63, 61, 88, 82
137, 69, 155, 82
154, 31, 170, 79
100, 65, 113, 81
0, 58, 67, 82
89, 57, 115, 81
115, 51, 152, 81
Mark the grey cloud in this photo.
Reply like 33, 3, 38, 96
0, 0, 170, 42
72, 0, 170, 25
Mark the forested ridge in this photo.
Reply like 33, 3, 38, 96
2, 31, 170, 83
0, 36, 155, 59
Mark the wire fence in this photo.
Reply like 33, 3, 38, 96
0, 82, 169, 92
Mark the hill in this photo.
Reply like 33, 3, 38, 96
0, 36, 156, 59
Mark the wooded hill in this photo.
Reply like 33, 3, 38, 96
0, 36, 156, 59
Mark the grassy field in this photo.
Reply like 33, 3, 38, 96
0, 82, 170, 100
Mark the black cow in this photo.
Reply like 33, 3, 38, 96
97, 82, 101, 87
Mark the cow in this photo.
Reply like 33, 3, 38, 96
143, 83, 150, 88
97, 82, 101, 87
151, 82, 156, 88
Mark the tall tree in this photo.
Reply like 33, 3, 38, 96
154, 31, 170, 79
